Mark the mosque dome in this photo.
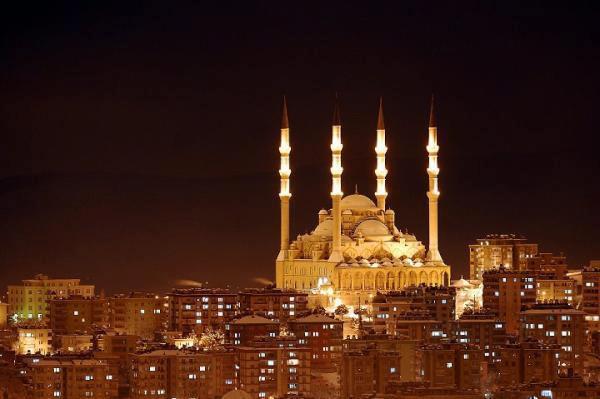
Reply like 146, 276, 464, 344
354, 219, 392, 240
341, 194, 377, 210
313, 219, 333, 236
318, 209, 328, 215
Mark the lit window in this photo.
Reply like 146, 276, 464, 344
84, 375, 93, 381
54, 392, 61, 397
189, 374, 197, 379
390, 367, 396, 373
140, 309, 145, 314
463, 354, 469, 360
185, 304, 192, 310
106, 375, 113, 380
149, 366, 156, 372
446, 362, 453, 368
53, 367, 61, 373
73, 310, 79, 316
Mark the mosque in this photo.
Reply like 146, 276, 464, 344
275, 96, 451, 304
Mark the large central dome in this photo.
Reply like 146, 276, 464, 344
341, 194, 377, 210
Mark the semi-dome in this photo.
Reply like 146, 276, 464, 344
354, 219, 391, 239
313, 219, 333, 236
341, 194, 377, 210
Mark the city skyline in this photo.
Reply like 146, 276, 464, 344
1, 3, 599, 294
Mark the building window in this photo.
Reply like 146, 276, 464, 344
189, 374, 197, 379
149, 366, 156, 372
446, 362, 453, 368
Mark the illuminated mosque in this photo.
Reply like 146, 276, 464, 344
275, 96, 451, 303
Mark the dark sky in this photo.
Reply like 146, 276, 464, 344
1, 2, 599, 295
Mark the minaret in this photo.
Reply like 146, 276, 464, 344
426, 95, 443, 263
329, 97, 344, 262
278, 97, 291, 260
374, 97, 388, 210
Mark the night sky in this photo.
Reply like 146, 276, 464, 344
1, 2, 599, 295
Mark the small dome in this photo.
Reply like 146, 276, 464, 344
318, 209, 328, 215
223, 390, 253, 399
354, 219, 391, 238
342, 209, 353, 215
313, 219, 333, 236
382, 261, 392, 267
385, 209, 395, 215
341, 194, 377, 210
359, 258, 370, 266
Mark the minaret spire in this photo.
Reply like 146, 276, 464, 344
426, 94, 443, 264
278, 96, 291, 260
329, 94, 344, 262
374, 97, 388, 210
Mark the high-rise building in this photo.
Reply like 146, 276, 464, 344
49, 296, 109, 334
493, 340, 560, 386
227, 315, 279, 346
341, 344, 401, 399
482, 266, 537, 334
109, 293, 166, 339
7, 274, 95, 321
520, 302, 585, 375
393, 310, 448, 343
236, 336, 311, 399
469, 234, 538, 280
23, 357, 118, 399
419, 342, 483, 390
582, 265, 600, 315
288, 313, 343, 370
238, 287, 308, 322
450, 309, 507, 362
275, 97, 451, 304
168, 288, 238, 336
129, 349, 236, 399
342, 333, 419, 383
372, 286, 455, 334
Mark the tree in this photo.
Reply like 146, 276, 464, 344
197, 327, 224, 350
312, 305, 326, 315
334, 304, 349, 317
